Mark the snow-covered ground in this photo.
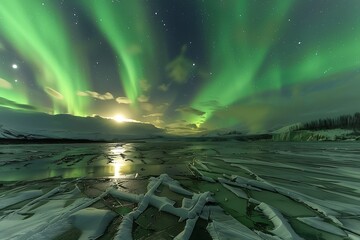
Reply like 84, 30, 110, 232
1, 141, 360, 239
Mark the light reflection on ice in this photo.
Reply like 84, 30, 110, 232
111, 161, 123, 178
109, 145, 126, 178
110, 145, 125, 155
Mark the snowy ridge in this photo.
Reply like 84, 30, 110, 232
0, 125, 46, 140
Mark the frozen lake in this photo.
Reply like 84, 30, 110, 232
0, 141, 359, 239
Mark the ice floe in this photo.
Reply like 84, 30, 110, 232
255, 202, 303, 240
297, 216, 347, 236
0, 182, 111, 240
0, 190, 43, 210
70, 208, 116, 240
206, 206, 262, 240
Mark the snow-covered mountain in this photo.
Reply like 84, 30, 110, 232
272, 124, 359, 141
0, 107, 164, 141
0, 126, 29, 139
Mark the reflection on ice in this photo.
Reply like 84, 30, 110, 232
111, 161, 123, 178
110, 145, 125, 155
110, 145, 127, 178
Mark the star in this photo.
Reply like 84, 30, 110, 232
298, 41, 302, 45
12, 64, 18, 69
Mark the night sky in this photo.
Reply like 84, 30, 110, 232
1, 0, 360, 134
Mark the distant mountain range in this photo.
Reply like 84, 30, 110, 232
0, 107, 164, 142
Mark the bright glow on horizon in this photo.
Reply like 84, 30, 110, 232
112, 114, 140, 123
113, 114, 127, 123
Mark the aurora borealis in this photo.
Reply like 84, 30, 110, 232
1, 0, 360, 134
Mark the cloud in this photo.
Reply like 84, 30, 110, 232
115, 97, 132, 104
140, 79, 151, 92
137, 95, 149, 103
77, 91, 114, 100
186, 123, 198, 129
158, 83, 170, 92
176, 106, 205, 116
166, 45, 193, 84
0, 78, 12, 89
140, 102, 154, 112
143, 113, 164, 118
44, 87, 64, 100
0, 97, 37, 111
154, 119, 164, 125
156, 102, 169, 112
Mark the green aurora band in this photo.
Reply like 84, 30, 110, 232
1, 1, 359, 131
83, 1, 158, 104
191, 1, 360, 127
191, 1, 294, 125
0, 0, 89, 115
